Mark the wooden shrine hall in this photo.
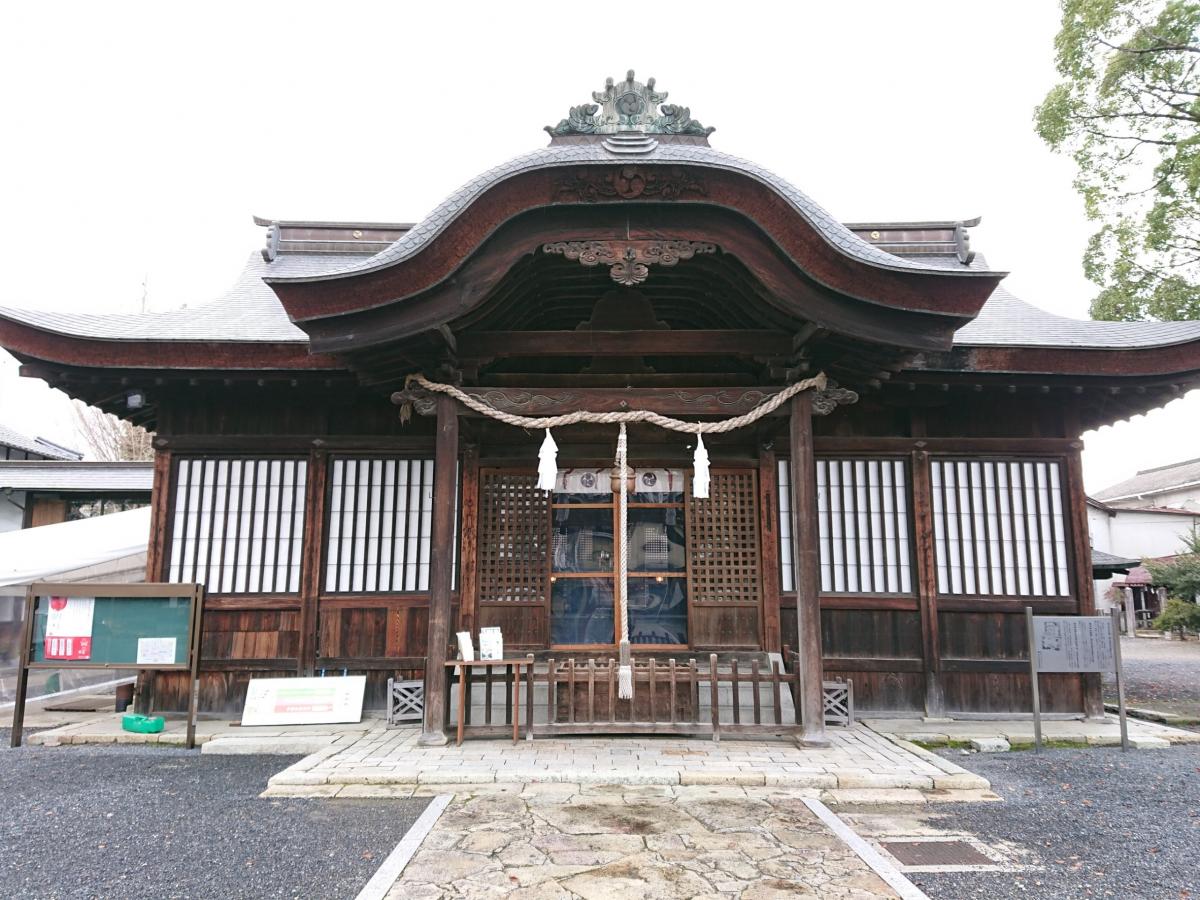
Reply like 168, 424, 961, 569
3, 71, 1200, 744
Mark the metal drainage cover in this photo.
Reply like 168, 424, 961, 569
880, 840, 994, 868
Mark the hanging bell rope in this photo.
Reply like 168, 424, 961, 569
615, 423, 633, 699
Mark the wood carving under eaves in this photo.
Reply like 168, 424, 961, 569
555, 166, 707, 202
543, 240, 717, 286
812, 383, 859, 415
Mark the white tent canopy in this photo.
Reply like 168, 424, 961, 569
0, 506, 151, 589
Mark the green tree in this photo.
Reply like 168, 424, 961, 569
1036, 0, 1200, 321
1147, 525, 1200, 600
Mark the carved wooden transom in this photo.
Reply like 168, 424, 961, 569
543, 240, 717, 286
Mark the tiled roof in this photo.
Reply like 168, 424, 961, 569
1091, 548, 1141, 572
1094, 457, 1200, 502
953, 269, 1200, 349
0, 253, 326, 343
267, 141, 994, 285
0, 146, 1198, 355
0, 424, 82, 460
0, 460, 153, 491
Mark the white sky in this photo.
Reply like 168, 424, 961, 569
0, 1, 1196, 491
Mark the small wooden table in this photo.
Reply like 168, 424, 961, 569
445, 658, 535, 746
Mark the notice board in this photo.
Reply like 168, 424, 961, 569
1031, 615, 1116, 673
31, 595, 192, 666
11, 582, 204, 749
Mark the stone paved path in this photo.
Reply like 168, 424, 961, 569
269, 725, 988, 793
383, 783, 900, 899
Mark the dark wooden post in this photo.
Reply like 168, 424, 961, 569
457, 446, 480, 638
788, 392, 827, 745
909, 449, 945, 717
297, 449, 328, 677
136, 447, 173, 714
758, 448, 782, 653
1066, 443, 1104, 718
420, 394, 459, 744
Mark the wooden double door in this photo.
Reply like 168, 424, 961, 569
470, 466, 767, 652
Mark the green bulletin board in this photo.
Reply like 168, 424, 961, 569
10, 582, 204, 749
31, 595, 192, 666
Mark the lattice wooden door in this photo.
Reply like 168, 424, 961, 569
475, 469, 550, 648
686, 468, 764, 648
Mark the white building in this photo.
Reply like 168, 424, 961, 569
1088, 497, 1200, 628
1094, 457, 1200, 511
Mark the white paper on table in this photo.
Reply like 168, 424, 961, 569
478, 627, 503, 660
456, 631, 475, 662
136, 637, 178, 665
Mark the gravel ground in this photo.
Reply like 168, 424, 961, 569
1103, 635, 1200, 727
0, 732, 429, 899
915, 745, 1200, 899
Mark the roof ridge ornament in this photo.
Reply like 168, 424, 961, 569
546, 70, 715, 138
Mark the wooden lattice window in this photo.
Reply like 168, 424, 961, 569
477, 471, 549, 605
931, 458, 1071, 597
777, 457, 914, 596
324, 457, 434, 593
816, 457, 914, 595
168, 457, 307, 593
687, 469, 762, 605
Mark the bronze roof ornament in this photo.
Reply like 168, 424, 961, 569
545, 70, 715, 138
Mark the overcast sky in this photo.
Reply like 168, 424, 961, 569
1, 1, 1195, 491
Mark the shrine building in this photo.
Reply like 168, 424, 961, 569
4, 71, 1199, 743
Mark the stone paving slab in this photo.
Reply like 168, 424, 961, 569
266, 725, 990, 798
25, 711, 385, 748
380, 783, 905, 899
863, 714, 1200, 746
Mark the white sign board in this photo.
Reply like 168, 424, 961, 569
1032, 616, 1115, 673
136, 637, 177, 665
240, 675, 366, 727
479, 627, 503, 661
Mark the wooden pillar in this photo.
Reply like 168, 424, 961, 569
136, 447, 173, 714
758, 448, 782, 653
1065, 443, 1104, 717
788, 393, 826, 745
457, 446, 480, 638
909, 449, 945, 717
420, 395, 459, 744
297, 449, 328, 677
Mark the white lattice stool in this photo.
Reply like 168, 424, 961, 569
822, 679, 854, 727
386, 678, 425, 725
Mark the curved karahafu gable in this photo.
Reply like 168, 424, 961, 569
264, 140, 1005, 337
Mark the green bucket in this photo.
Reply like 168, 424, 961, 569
121, 714, 165, 734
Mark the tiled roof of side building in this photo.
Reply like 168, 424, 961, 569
1094, 457, 1200, 502
0, 460, 154, 491
0, 424, 82, 460
1091, 548, 1142, 570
